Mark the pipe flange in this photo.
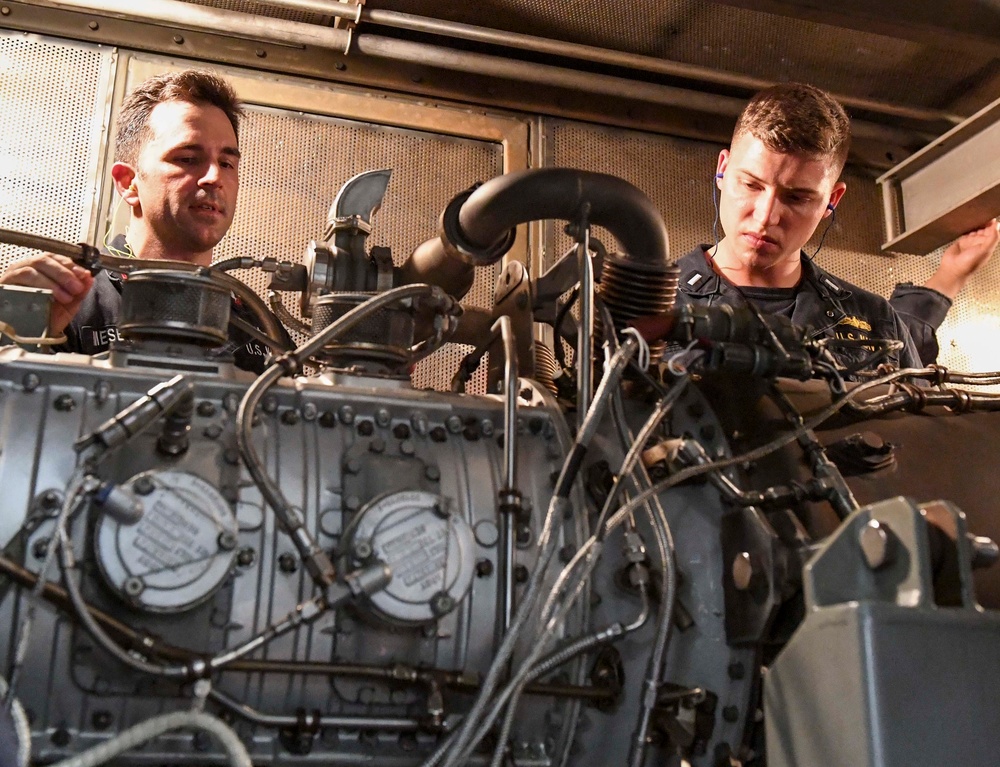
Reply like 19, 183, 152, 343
440, 188, 517, 267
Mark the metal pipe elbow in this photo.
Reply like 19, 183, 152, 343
399, 168, 670, 300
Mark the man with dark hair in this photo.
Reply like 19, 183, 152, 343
674, 82, 996, 376
0, 69, 268, 371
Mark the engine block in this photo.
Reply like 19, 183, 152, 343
0, 346, 756, 766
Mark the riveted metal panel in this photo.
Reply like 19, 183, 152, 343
546, 118, 1000, 377
0, 32, 115, 267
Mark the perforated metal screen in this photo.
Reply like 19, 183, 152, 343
0, 32, 113, 266
212, 104, 503, 391
546, 119, 1000, 376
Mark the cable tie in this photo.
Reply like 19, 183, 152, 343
622, 328, 650, 371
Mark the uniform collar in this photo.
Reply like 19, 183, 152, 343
676, 246, 724, 298
799, 255, 852, 302
676, 245, 854, 305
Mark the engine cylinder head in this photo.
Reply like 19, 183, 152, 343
598, 255, 680, 358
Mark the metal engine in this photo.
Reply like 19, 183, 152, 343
0, 167, 998, 767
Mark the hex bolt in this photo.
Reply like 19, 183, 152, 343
192, 731, 211, 752
352, 540, 373, 561
445, 415, 463, 434
196, 401, 217, 417
722, 705, 740, 723
345, 458, 362, 475
263, 396, 280, 413
281, 409, 300, 425
222, 393, 239, 413
223, 448, 241, 466
319, 411, 337, 428
123, 576, 145, 597
132, 476, 155, 496
430, 426, 447, 442
432, 502, 450, 519
859, 519, 894, 570
480, 419, 494, 437
425, 465, 441, 482
369, 437, 386, 454
375, 408, 391, 427
32, 538, 49, 559
277, 552, 298, 573
969, 534, 1000, 570
172, 34, 185, 45
40, 490, 61, 510
430, 592, 455, 616
515, 524, 532, 547
22, 373, 40, 392
410, 412, 429, 435
393, 423, 411, 440
400, 439, 415, 456
732, 552, 754, 591
50, 728, 71, 747
217, 531, 238, 551
357, 420, 374, 436
344, 495, 360, 512
514, 565, 529, 583
475, 559, 494, 578
91, 710, 113, 730
54, 394, 76, 412
203, 424, 222, 440
236, 547, 256, 567
338, 405, 356, 425
93, 380, 111, 404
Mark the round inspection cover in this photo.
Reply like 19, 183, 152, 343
350, 490, 475, 624
94, 469, 238, 613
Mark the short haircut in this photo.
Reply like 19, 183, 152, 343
733, 82, 851, 175
115, 69, 244, 166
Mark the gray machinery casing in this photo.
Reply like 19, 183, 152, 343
0, 345, 754, 766
0, 349, 581, 764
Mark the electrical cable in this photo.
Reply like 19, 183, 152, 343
605, 366, 933, 535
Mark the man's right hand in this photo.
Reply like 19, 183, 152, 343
0, 253, 94, 336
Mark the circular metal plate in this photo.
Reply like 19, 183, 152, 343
347, 490, 475, 624
94, 469, 239, 613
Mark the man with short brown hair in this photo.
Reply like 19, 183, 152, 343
0, 69, 269, 371
674, 82, 997, 375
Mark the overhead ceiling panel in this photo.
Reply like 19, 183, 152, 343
371, 0, 1000, 114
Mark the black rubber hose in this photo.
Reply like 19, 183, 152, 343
457, 168, 669, 264
399, 169, 670, 301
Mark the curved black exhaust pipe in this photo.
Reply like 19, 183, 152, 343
398, 168, 671, 299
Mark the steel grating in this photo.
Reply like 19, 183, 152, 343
0, 32, 112, 269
